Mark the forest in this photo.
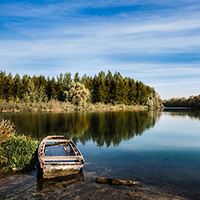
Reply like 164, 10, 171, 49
0, 71, 162, 109
163, 96, 200, 109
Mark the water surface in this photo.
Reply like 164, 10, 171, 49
0, 110, 200, 199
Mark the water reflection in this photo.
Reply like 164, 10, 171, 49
1, 111, 161, 147
164, 109, 200, 119
1, 110, 200, 199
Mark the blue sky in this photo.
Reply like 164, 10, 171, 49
0, 0, 200, 99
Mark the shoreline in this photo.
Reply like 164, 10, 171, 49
0, 101, 149, 113
0, 170, 188, 200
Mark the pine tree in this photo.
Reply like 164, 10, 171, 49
98, 71, 107, 103
6, 73, 15, 101
0, 71, 7, 100
46, 77, 57, 100
23, 79, 47, 103
74, 72, 80, 82
23, 79, 37, 102
91, 75, 100, 103
136, 81, 148, 105
38, 75, 47, 89
81, 74, 93, 92
63, 73, 72, 85
128, 78, 137, 105
105, 70, 114, 103
122, 77, 129, 104
56, 74, 65, 101
14, 74, 23, 101
113, 72, 123, 104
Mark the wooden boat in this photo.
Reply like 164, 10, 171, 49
38, 136, 85, 179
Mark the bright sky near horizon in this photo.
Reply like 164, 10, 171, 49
0, 0, 200, 99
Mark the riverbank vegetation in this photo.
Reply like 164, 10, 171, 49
0, 71, 163, 111
163, 95, 200, 109
0, 119, 39, 171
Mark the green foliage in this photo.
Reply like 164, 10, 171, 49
145, 93, 163, 110
0, 119, 15, 144
128, 78, 137, 104
0, 70, 159, 107
14, 73, 23, 100
0, 71, 7, 100
64, 82, 90, 105
74, 72, 80, 82
46, 77, 58, 100
0, 135, 39, 170
23, 79, 47, 103
164, 95, 200, 109
0, 119, 39, 171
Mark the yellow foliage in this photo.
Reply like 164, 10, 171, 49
0, 119, 15, 144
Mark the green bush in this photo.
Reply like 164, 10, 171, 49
64, 82, 90, 105
0, 135, 39, 170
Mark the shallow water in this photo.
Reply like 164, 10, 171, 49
0, 110, 200, 199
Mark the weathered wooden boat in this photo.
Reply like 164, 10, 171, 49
38, 136, 85, 179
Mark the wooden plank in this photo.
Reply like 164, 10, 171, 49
45, 135, 66, 139
38, 141, 46, 157
43, 156, 83, 161
71, 141, 85, 163
69, 142, 81, 156
43, 139, 70, 143
44, 162, 82, 165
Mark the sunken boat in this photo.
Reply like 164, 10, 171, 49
38, 136, 85, 179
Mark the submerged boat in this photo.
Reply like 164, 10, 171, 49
38, 136, 85, 179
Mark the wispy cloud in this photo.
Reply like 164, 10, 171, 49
0, 0, 200, 98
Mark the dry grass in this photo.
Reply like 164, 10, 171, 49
0, 119, 15, 144
0, 100, 148, 113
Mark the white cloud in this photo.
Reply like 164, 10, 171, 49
1, 0, 200, 99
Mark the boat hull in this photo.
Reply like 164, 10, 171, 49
41, 164, 83, 179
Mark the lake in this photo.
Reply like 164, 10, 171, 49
0, 110, 200, 199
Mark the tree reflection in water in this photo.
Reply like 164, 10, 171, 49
163, 109, 200, 119
2, 111, 161, 147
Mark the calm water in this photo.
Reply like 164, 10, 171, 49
0, 110, 200, 199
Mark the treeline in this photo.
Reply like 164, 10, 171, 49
0, 71, 162, 107
163, 95, 200, 109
